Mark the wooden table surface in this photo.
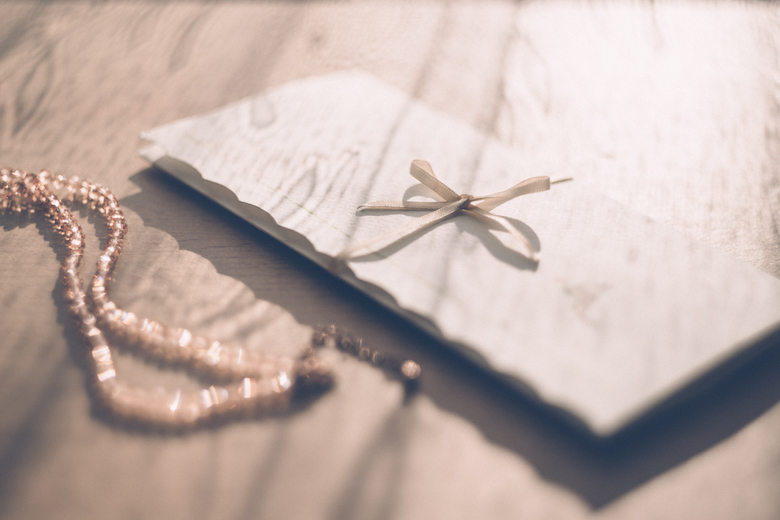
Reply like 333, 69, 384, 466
2, 1, 780, 519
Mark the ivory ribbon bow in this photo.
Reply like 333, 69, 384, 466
337, 160, 567, 262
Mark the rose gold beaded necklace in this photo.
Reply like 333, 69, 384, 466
0, 167, 420, 429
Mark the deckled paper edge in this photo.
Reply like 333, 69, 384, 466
138, 147, 593, 428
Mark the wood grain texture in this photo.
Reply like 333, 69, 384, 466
494, 3, 780, 277
2, 2, 780, 519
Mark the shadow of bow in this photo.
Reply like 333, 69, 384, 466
345, 207, 541, 272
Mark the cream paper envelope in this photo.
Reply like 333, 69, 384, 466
140, 71, 780, 435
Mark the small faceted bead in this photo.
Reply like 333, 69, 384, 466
400, 360, 422, 380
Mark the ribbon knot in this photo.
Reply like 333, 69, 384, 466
336, 160, 569, 262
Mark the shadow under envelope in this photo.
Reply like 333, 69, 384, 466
119, 166, 780, 509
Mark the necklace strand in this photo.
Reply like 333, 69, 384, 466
0, 167, 420, 429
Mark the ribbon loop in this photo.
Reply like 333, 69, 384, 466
337, 161, 567, 262
410, 159, 461, 201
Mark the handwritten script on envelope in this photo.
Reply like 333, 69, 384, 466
141, 71, 780, 435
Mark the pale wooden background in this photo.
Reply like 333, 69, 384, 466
2, 1, 780, 519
